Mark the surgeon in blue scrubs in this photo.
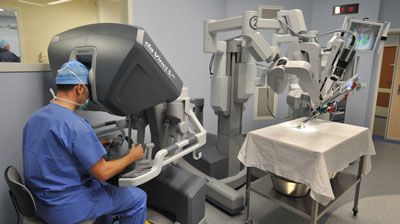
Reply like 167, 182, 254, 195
0, 40, 20, 62
22, 60, 147, 224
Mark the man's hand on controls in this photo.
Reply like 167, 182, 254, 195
90, 142, 144, 182
128, 144, 144, 161
99, 138, 111, 148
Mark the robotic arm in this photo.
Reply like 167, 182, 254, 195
204, 11, 279, 62
302, 74, 360, 124
204, 9, 313, 116
304, 18, 391, 124
205, 8, 390, 125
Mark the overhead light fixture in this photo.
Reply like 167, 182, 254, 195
47, 0, 73, 5
18, 0, 45, 7
0, 9, 4, 12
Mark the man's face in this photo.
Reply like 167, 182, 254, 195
5, 45, 10, 51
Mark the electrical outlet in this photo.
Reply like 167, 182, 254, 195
361, 83, 367, 88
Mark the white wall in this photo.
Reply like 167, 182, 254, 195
386, 34, 399, 46
311, 0, 381, 128
132, 0, 228, 135
0, 71, 54, 223
98, 0, 121, 23
311, 0, 381, 46
379, 0, 400, 29
0, 15, 20, 57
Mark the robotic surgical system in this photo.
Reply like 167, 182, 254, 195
47, 9, 390, 222
48, 23, 207, 224
179, 9, 390, 215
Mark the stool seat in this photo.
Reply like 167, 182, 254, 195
4, 166, 96, 224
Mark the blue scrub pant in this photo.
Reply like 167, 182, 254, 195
91, 185, 147, 224
36, 181, 146, 224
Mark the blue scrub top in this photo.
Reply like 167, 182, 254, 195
23, 103, 107, 222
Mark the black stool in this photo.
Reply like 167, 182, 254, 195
4, 166, 95, 224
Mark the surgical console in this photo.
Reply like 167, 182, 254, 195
48, 23, 207, 224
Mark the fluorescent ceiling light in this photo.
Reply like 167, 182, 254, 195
18, 0, 45, 7
0, 9, 4, 12
47, 0, 73, 5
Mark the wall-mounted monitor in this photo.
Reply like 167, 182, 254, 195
347, 19, 384, 52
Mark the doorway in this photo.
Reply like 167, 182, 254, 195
373, 33, 400, 141
386, 33, 400, 141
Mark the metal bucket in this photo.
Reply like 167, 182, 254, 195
270, 174, 310, 197
270, 172, 338, 197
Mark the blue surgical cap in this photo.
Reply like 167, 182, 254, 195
56, 60, 89, 85
0, 40, 8, 48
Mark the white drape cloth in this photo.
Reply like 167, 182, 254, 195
238, 118, 376, 205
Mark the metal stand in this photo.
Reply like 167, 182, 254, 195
244, 156, 366, 224
310, 200, 318, 224
352, 156, 365, 216
244, 167, 253, 224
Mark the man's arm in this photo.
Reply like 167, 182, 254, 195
89, 144, 144, 182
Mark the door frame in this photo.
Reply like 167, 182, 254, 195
121, 0, 134, 25
369, 29, 400, 140
385, 29, 400, 141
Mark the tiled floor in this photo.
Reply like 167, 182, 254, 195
148, 140, 400, 224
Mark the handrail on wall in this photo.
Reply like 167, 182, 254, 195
0, 63, 51, 73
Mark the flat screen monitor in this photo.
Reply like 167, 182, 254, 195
347, 19, 383, 52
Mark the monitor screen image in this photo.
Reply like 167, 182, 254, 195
348, 21, 382, 51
